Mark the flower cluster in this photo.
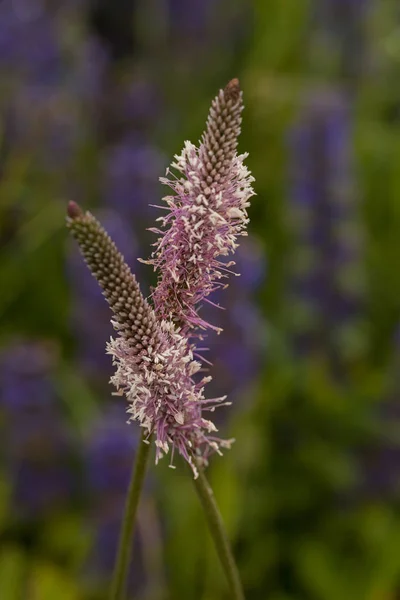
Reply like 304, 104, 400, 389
143, 78, 255, 335
67, 80, 252, 473
67, 201, 233, 475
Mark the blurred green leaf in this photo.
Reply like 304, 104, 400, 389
30, 560, 80, 600
0, 546, 27, 600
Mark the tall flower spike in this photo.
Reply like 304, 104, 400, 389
143, 79, 255, 336
67, 202, 232, 476
66, 201, 158, 354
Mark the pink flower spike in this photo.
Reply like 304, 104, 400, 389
143, 79, 255, 337
66, 204, 231, 475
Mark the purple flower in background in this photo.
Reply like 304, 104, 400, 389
0, 2, 85, 168
313, 0, 370, 83
0, 342, 57, 413
166, 0, 252, 63
316, 0, 370, 29
233, 236, 266, 293
89, 516, 144, 594
8, 428, 75, 520
5, 84, 80, 168
0, 341, 77, 520
87, 404, 138, 496
358, 440, 400, 500
204, 238, 266, 408
0, 1, 62, 85
167, 0, 213, 39
357, 328, 400, 499
99, 76, 163, 137
288, 88, 365, 365
103, 136, 165, 221
74, 36, 110, 104
120, 78, 162, 126
85, 404, 145, 593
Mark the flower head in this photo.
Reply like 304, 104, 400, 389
67, 208, 139, 380
143, 79, 255, 335
67, 202, 232, 475
66, 79, 254, 474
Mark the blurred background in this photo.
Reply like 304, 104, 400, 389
0, 0, 400, 598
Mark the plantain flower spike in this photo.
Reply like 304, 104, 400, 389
142, 79, 255, 335
66, 79, 253, 474
67, 202, 232, 476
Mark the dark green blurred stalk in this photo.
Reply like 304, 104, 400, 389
192, 461, 245, 600
109, 431, 151, 600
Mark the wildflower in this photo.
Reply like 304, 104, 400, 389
67, 202, 232, 475
143, 78, 255, 335
67, 208, 139, 380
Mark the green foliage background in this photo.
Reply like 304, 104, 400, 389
1, 1, 400, 599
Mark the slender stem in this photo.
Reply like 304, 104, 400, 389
192, 461, 245, 600
110, 431, 151, 600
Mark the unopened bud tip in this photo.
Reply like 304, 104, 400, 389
224, 78, 241, 102
67, 201, 83, 219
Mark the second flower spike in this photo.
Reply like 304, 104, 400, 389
143, 79, 255, 336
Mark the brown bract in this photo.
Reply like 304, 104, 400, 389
223, 78, 241, 102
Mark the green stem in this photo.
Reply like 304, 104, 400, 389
192, 461, 245, 600
109, 431, 151, 600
